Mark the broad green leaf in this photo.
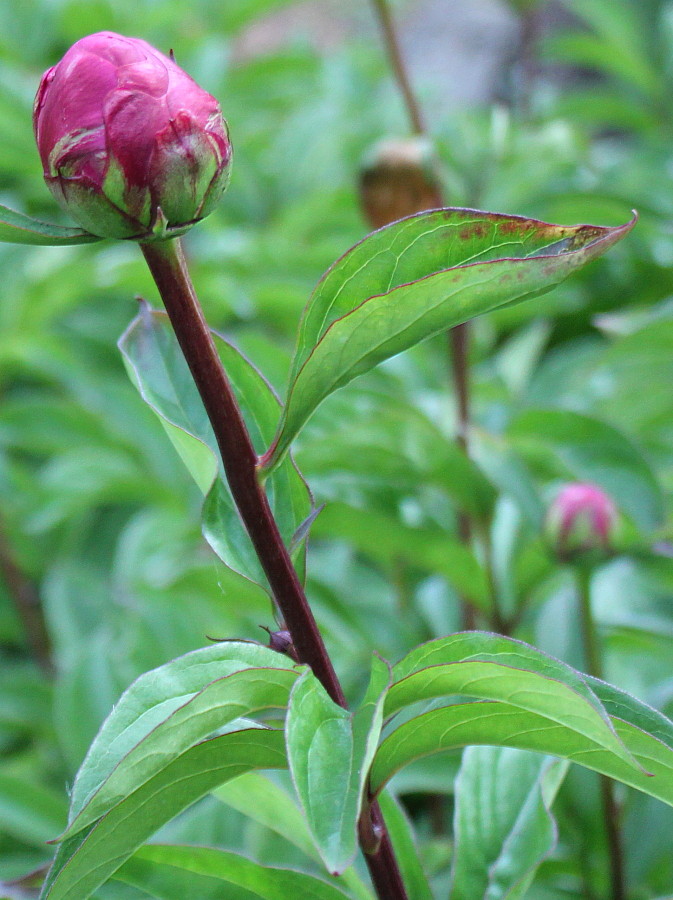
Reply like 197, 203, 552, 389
119, 306, 312, 585
63, 641, 299, 839
310, 501, 490, 611
370, 699, 673, 809
386, 633, 636, 768
39, 728, 286, 900
450, 747, 568, 900
509, 408, 665, 531
286, 657, 390, 875
115, 844, 354, 900
0, 203, 102, 245
214, 773, 373, 900
264, 209, 635, 469
376, 790, 434, 900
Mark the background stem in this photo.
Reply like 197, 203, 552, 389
369, 0, 476, 631
0, 513, 52, 675
140, 237, 409, 900
576, 566, 626, 900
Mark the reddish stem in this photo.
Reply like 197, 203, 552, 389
140, 237, 409, 900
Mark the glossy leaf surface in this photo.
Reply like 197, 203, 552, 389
265, 209, 635, 468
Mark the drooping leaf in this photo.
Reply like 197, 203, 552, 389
263, 209, 635, 469
62, 641, 299, 839
450, 747, 568, 900
385, 633, 636, 767
286, 657, 390, 875
119, 306, 312, 586
370, 698, 673, 809
39, 728, 287, 900
114, 844, 355, 900
0, 203, 102, 245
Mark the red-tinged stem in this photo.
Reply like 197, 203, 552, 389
576, 567, 626, 900
140, 237, 409, 900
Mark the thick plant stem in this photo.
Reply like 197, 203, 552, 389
369, 0, 476, 632
140, 237, 409, 900
576, 567, 626, 900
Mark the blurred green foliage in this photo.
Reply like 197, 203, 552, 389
0, 0, 672, 896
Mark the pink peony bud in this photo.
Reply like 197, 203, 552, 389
33, 31, 232, 240
546, 482, 617, 561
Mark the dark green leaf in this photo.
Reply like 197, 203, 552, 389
264, 209, 635, 468
310, 502, 490, 611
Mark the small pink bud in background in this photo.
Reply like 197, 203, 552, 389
33, 31, 232, 240
546, 482, 617, 561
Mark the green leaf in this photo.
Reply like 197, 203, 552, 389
39, 728, 287, 900
119, 306, 312, 585
450, 748, 568, 900
509, 408, 665, 531
370, 698, 673, 809
376, 790, 434, 900
114, 844, 354, 900
264, 209, 635, 469
0, 203, 102, 245
62, 641, 299, 840
386, 633, 636, 769
214, 773, 373, 900
286, 657, 390, 875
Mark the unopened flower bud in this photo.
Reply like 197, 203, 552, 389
546, 483, 617, 561
358, 136, 442, 230
33, 31, 232, 241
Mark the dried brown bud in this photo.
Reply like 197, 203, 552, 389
358, 137, 442, 230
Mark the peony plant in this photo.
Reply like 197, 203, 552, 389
0, 24, 669, 900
